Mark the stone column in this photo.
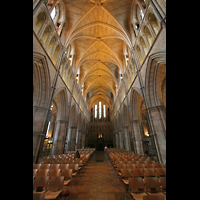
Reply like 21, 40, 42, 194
77, 130, 82, 149
132, 120, 144, 155
52, 120, 68, 155
148, 106, 166, 163
81, 133, 86, 148
67, 126, 77, 151
112, 132, 115, 148
115, 133, 119, 148
33, 106, 48, 163
123, 126, 131, 151
118, 130, 124, 149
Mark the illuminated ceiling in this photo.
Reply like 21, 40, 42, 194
63, 0, 132, 109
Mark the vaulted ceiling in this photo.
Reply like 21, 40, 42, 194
63, 0, 133, 109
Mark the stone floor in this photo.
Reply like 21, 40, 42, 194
60, 150, 131, 200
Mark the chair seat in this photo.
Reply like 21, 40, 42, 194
130, 192, 148, 200
64, 180, 71, 186
146, 192, 166, 199
33, 191, 46, 194
122, 179, 129, 185
72, 172, 77, 176
44, 190, 62, 199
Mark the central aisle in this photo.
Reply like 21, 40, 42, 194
65, 150, 129, 200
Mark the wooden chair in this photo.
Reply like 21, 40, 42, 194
146, 160, 155, 164
139, 161, 147, 165
67, 160, 75, 164
155, 163, 165, 168
59, 164, 69, 169
132, 168, 145, 178
151, 156, 157, 162
144, 177, 166, 198
51, 160, 59, 164
33, 176, 49, 193
116, 164, 127, 176
43, 160, 51, 164
159, 177, 166, 194
49, 169, 61, 177
33, 164, 41, 169
114, 160, 123, 167
60, 169, 73, 186
156, 168, 166, 177
144, 168, 157, 177
50, 164, 60, 169
33, 169, 38, 178
126, 164, 136, 169
40, 164, 51, 169
69, 164, 79, 176
36, 169, 49, 177
123, 160, 131, 164
33, 192, 45, 200
121, 168, 133, 185
146, 164, 155, 168
128, 177, 148, 199
44, 176, 64, 199
74, 159, 83, 170
136, 163, 146, 169
60, 160, 68, 164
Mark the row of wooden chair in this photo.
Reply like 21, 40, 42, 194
42, 158, 84, 165
33, 164, 80, 177
115, 163, 165, 169
129, 177, 166, 199
33, 176, 65, 200
42, 149, 94, 164
34, 162, 83, 169
114, 157, 156, 161
33, 149, 95, 200
119, 168, 166, 180
107, 154, 158, 165
106, 148, 166, 199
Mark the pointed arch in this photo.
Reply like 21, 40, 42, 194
145, 52, 166, 108
53, 87, 69, 121
33, 52, 51, 109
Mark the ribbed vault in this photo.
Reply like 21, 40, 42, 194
64, 0, 132, 109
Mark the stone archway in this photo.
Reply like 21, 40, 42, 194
144, 52, 166, 163
33, 53, 51, 163
51, 88, 69, 155
130, 88, 145, 155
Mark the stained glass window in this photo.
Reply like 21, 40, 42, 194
103, 104, 106, 117
95, 104, 97, 118
99, 101, 101, 119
